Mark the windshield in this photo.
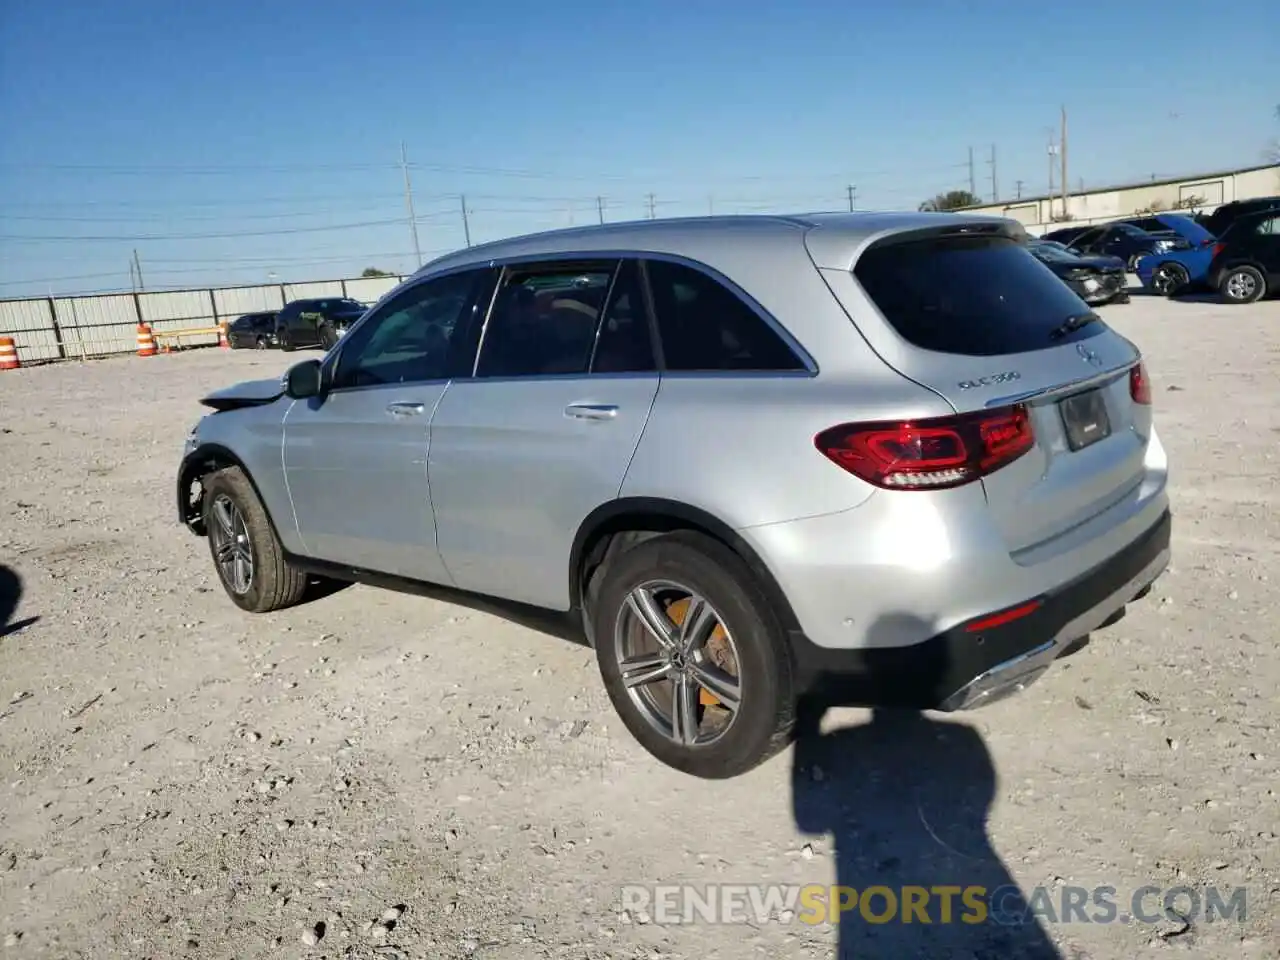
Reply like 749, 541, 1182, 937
1029, 243, 1085, 264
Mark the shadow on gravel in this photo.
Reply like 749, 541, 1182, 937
791, 614, 1061, 960
0, 565, 40, 639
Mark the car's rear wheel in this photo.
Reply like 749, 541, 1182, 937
1151, 262, 1189, 297
255, 335, 269, 350
319, 325, 337, 350
1220, 265, 1266, 304
591, 531, 794, 779
202, 466, 308, 613
1127, 253, 1143, 272
278, 328, 295, 352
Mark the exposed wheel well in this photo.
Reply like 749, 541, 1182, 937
178, 445, 263, 538
570, 499, 803, 645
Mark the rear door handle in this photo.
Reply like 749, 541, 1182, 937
386, 401, 426, 418
564, 403, 618, 421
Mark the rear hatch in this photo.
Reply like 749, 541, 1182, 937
825, 225, 1150, 557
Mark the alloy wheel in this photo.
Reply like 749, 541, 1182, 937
1226, 270, 1257, 301
613, 580, 742, 747
210, 495, 254, 594
1152, 264, 1186, 296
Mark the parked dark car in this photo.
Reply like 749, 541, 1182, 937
1027, 240, 1129, 305
275, 298, 369, 351
225, 311, 279, 350
1207, 210, 1280, 304
1042, 225, 1094, 246
1198, 196, 1280, 240
1064, 223, 1190, 272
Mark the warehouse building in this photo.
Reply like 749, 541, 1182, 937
964, 161, 1280, 234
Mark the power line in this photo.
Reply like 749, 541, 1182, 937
0, 218, 408, 243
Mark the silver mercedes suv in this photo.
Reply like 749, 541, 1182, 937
177, 212, 1171, 779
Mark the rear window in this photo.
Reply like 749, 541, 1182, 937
853, 234, 1104, 357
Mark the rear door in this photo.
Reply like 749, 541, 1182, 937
1253, 215, 1280, 281
820, 228, 1147, 555
427, 258, 661, 610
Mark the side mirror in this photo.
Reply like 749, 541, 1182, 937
284, 359, 323, 400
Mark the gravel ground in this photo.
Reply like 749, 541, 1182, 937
1, 291, 1277, 960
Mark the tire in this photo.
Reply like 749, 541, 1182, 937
201, 466, 308, 614
1127, 253, 1143, 273
1151, 262, 1189, 297
255, 336, 269, 350
591, 530, 795, 779
319, 325, 337, 350
278, 328, 295, 353
1219, 265, 1266, 304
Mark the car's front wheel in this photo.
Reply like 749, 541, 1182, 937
1220, 265, 1266, 304
278, 328, 295, 352
1151, 262, 1189, 297
255, 335, 269, 350
202, 466, 308, 613
591, 531, 795, 779
1127, 253, 1144, 272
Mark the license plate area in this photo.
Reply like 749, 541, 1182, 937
1059, 387, 1111, 451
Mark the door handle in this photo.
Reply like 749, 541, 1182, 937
564, 402, 618, 421
386, 401, 426, 418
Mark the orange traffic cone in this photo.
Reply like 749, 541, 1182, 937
218, 321, 230, 349
0, 336, 18, 371
136, 323, 157, 358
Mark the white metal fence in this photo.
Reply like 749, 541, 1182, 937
0, 275, 408, 364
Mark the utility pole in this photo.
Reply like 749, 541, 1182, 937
129, 259, 137, 294
846, 184, 856, 211
988, 144, 998, 202
646, 193, 656, 219
1060, 105, 1069, 220
460, 194, 472, 248
596, 196, 605, 224
1047, 133, 1057, 219
132, 248, 144, 291
968, 147, 976, 197
1015, 179, 1024, 200
400, 142, 422, 267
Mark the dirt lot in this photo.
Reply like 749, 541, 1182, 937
1, 292, 1278, 960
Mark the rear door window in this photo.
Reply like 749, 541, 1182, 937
643, 259, 804, 372
853, 233, 1104, 357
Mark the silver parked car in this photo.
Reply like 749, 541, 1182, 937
177, 213, 1172, 779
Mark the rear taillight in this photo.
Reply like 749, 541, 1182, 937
1212, 242, 1225, 258
815, 405, 1035, 490
1129, 361, 1152, 405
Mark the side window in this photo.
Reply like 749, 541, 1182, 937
332, 271, 482, 389
590, 260, 656, 374
644, 259, 803, 372
1256, 217, 1279, 236
475, 262, 616, 378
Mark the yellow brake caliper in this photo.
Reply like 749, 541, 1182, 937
665, 597, 725, 707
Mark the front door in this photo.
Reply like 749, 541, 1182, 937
428, 258, 661, 609
282, 268, 494, 582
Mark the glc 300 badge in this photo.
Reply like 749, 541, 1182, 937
957, 371, 1022, 390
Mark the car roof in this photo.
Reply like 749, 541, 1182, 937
410, 211, 1022, 278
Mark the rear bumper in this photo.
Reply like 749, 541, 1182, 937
786, 509, 1171, 709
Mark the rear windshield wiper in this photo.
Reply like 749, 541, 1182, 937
1049, 311, 1101, 340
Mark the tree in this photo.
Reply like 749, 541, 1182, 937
361, 267, 395, 278
918, 189, 984, 212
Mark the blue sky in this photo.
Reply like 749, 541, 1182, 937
1, 0, 1276, 297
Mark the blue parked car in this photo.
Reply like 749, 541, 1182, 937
1119, 213, 1215, 249
1133, 215, 1220, 296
